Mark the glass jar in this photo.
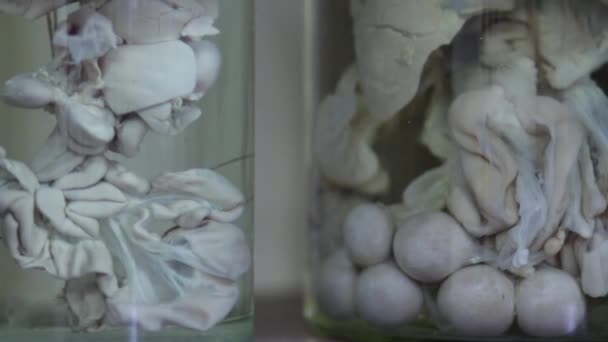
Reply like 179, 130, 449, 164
0, 0, 253, 340
307, 0, 608, 340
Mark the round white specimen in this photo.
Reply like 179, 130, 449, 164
317, 249, 357, 319
516, 268, 586, 337
437, 265, 515, 336
393, 212, 476, 283
355, 262, 423, 327
343, 203, 394, 267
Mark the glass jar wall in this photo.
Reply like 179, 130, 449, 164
0, 0, 253, 340
307, 0, 608, 340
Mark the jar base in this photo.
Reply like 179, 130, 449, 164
305, 299, 608, 342
0, 315, 252, 342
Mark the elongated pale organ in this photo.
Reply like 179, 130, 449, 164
313, 66, 388, 195
317, 249, 357, 319
36, 186, 95, 239
30, 130, 85, 184
102, 41, 197, 115
351, 0, 515, 120
53, 10, 119, 64
437, 265, 515, 336
1, 75, 57, 108
57, 101, 116, 155
53, 156, 109, 191
99, 186, 249, 331
356, 263, 423, 327
152, 169, 245, 211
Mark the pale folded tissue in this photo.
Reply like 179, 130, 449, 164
0, 0, 250, 332
315, 0, 608, 337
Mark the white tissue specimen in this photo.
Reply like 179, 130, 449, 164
102, 41, 197, 115
0, 0, 249, 333
313, 66, 388, 195
516, 0, 608, 89
53, 8, 119, 64
351, 0, 515, 121
99, 0, 218, 44
0, 0, 77, 19
314, 3, 608, 337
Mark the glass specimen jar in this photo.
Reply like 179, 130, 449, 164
307, 0, 608, 340
0, 0, 253, 341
